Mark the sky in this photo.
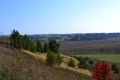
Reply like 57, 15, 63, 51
0, 0, 120, 35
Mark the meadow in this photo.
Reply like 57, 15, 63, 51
79, 54, 120, 63
75, 54, 120, 80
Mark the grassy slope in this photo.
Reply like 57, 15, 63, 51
0, 46, 92, 80
23, 50, 92, 76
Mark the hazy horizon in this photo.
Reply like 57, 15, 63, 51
1, 0, 120, 35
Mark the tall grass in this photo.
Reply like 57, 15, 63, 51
0, 46, 92, 80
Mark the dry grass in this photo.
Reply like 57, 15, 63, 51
0, 46, 92, 80
22, 50, 92, 77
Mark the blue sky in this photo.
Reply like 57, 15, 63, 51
0, 0, 120, 35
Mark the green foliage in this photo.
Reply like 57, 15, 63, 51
48, 40, 60, 53
43, 43, 49, 53
10, 29, 21, 49
37, 41, 42, 52
46, 40, 62, 65
55, 54, 63, 65
112, 64, 119, 74
46, 52, 63, 65
75, 56, 86, 65
68, 58, 75, 67
85, 57, 89, 61
82, 64, 88, 69
22, 34, 31, 50
10, 30, 38, 52
22, 34, 37, 52
89, 60, 94, 65
74, 56, 88, 69
46, 52, 56, 65
29, 42, 37, 52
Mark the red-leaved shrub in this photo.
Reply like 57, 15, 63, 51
93, 61, 114, 80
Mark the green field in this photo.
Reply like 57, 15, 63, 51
79, 54, 120, 63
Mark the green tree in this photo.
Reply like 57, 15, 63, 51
17, 35, 23, 49
29, 42, 37, 52
43, 43, 49, 53
68, 58, 75, 67
37, 41, 42, 52
10, 29, 21, 49
22, 34, 31, 50
48, 40, 60, 53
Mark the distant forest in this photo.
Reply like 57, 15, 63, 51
28, 33, 120, 42
1, 33, 120, 42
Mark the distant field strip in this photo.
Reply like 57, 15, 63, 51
79, 54, 120, 63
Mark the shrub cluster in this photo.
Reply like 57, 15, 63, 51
68, 58, 75, 67
74, 56, 89, 69
46, 52, 63, 65
112, 64, 119, 74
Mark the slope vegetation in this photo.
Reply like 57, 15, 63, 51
0, 46, 92, 80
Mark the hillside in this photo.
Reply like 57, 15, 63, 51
0, 45, 92, 80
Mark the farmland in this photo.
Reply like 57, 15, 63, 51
60, 38, 120, 55
78, 54, 120, 63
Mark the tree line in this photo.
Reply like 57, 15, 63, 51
10, 29, 63, 65
10, 29, 58, 52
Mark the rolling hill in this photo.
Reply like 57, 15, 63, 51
0, 45, 92, 80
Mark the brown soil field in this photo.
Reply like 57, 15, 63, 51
60, 38, 120, 55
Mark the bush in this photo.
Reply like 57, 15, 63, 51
74, 56, 89, 69
82, 64, 88, 69
112, 64, 119, 74
46, 52, 63, 65
46, 52, 56, 65
85, 57, 89, 61
93, 61, 114, 80
80, 56, 86, 65
89, 60, 94, 65
68, 58, 75, 67
55, 54, 63, 65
